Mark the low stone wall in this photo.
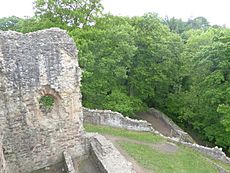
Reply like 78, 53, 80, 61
148, 108, 194, 143
183, 142, 230, 164
168, 137, 230, 164
83, 107, 230, 165
63, 151, 77, 173
87, 133, 136, 173
83, 108, 153, 132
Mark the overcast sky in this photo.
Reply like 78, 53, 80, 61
0, 0, 229, 27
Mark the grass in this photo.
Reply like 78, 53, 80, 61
84, 124, 227, 173
84, 123, 163, 143
119, 141, 218, 173
210, 158, 230, 172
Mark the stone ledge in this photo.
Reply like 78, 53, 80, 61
87, 133, 136, 173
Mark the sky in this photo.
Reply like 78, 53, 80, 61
0, 0, 229, 27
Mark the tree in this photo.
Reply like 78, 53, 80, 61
14, 16, 69, 33
166, 28, 230, 153
33, 0, 103, 28
0, 16, 22, 31
70, 15, 146, 116
187, 17, 210, 30
164, 17, 187, 34
128, 13, 183, 109
164, 16, 212, 35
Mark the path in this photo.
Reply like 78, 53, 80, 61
105, 135, 228, 173
136, 112, 173, 137
135, 112, 229, 173
104, 135, 179, 173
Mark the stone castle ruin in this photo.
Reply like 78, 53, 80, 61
0, 29, 135, 173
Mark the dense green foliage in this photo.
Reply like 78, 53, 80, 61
34, 0, 103, 28
163, 16, 211, 34
166, 29, 230, 153
0, 16, 22, 31
0, 0, 229, 153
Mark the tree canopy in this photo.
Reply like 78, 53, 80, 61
0, 0, 229, 154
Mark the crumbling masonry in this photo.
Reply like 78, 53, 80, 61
0, 28, 85, 172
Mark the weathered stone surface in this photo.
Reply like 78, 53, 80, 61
0, 28, 84, 173
0, 49, 7, 173
87, 133, 136, 173
0, 135, 7, 173
83, 108, 153, 132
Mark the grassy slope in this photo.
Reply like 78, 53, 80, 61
84, 124, 229, 173
119, 141, 217, 173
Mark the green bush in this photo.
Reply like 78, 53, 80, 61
39, 95, 55, 111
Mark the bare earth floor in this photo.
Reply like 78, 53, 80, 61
136, 112, 172, 137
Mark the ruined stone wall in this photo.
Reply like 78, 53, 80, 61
83, 108, 153, 132
0, 29, 85, 173
169, 138, 230, 164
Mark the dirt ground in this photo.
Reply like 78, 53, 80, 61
136, 112, 173, 137
105, 135, 179, 173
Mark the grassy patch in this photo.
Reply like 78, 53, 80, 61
84, 123, 162, 143
119, 141, 218, 173
210, 158, 230, 172
84, 124, 227, 173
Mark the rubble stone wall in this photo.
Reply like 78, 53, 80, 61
83, 108, 153, 132
176, 140, 230, 164
0, 29, 84, 173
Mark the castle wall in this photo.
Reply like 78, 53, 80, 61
0, 29, 84, 173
